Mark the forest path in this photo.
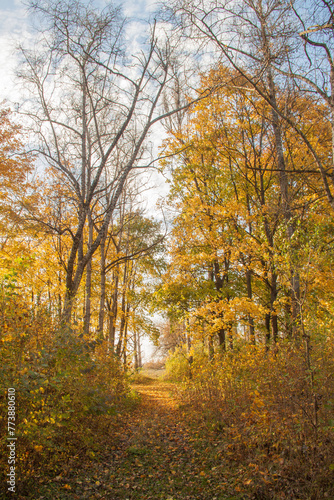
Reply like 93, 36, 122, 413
97, 380, 229, 500
35, 379, 235, 500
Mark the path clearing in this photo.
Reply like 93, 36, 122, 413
103, 381, 221, 500
36, 379, 238, 500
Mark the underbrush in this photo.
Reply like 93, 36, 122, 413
0, 293, 133, 498
168, 338, 334, 499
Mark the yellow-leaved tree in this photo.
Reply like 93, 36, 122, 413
157, 67, 334, 353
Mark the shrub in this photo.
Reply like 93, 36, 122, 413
170, 337, 334, 499
164, 345, 192, 381
0, 288, 130, 497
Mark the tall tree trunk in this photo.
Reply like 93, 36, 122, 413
121, 305, 131, 365
245, 191, 256, 345
246, 268, 255, 344
116, 291, 129, 357
290, 258, 301, 336
134, 329, 142, 370
265, 312, 271, 349
98, 230, 107, 336
271, 272, 278, 343
217, 327, 226, 352
137, 331, 142, 369
47, 280, 52, 315
62, 217, 86, 325
57, 234, 63, 320
83, 211, 93, 335
208, 334, 215, 361
108, 266, 119, 351
123, 320, 128, 366
261, 16, 300, 338
134, 329, 139, 370
116, 261, 128, 357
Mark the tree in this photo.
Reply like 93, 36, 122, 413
166, 0, 334, 205
0, 107, 33, 246
276, 1, 334, 202
105, 209, 164, 357
164, 0, 334, 336
159, 67, 333, 351
19, 0, 203, 325
0, 106, 35, 289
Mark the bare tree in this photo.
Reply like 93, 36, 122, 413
18, 0, 204, 325
165, 0, 334, 208
286, 1, 334, 197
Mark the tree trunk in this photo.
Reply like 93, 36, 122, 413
246, 268, 255, 344
137, 331, 142, 368
108, 267, 119, 351
208, 334, 215, 361
261, 18, 301, 338
265, 312, 271, 348
134, 329, 139, 370
83, 211, 93, 335
116, 293, 130, 358
98, 230, 107, 336
116, 261, 129, 357
291, 272, 301, 335
271, 272, 278, 343
217, 327, 226, 352
122, 312, 130, 365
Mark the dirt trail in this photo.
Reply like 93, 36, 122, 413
37, 380, 231, 500
101, 381, 225, 500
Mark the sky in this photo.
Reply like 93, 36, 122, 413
0, 0, 160, 101
0, 1, 27, 101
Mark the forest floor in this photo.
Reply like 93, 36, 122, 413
29, 376, 249, 500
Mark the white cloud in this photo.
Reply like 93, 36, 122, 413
0, 0, 160, 104
122, 0, 158, 18
0, 3, 31, 103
